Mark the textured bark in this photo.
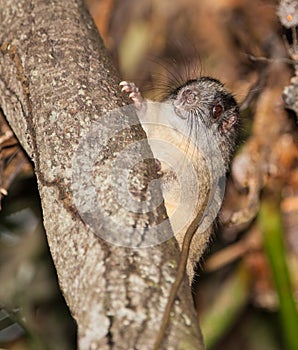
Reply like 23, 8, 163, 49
0, 0, 204, 349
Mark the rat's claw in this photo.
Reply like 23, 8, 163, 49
119, 81, 129, 92
129, 92, 139, 99
120, 80, 143, 109
119, 81, 129, 91
121, 85, 130, 92
119, 81, 139, 93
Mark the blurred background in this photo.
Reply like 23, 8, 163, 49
0, 0, 297, 349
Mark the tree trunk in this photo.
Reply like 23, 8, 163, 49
0, 0, 204, 348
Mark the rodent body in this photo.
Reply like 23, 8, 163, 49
120, 77, 239, 282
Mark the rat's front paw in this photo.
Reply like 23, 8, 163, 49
120, 81, 143, 109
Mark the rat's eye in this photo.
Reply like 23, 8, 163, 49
182, 89, 197, 104
211, 104, 223, 120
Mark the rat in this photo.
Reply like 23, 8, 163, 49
120, 77, 239, 349
120, 77, 239, 278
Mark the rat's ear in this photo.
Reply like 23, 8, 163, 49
222, 113, 238, 133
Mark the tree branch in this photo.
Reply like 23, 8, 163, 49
0, 0, 204, 348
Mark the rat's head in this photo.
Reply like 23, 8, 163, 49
168, 77, 240, 166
